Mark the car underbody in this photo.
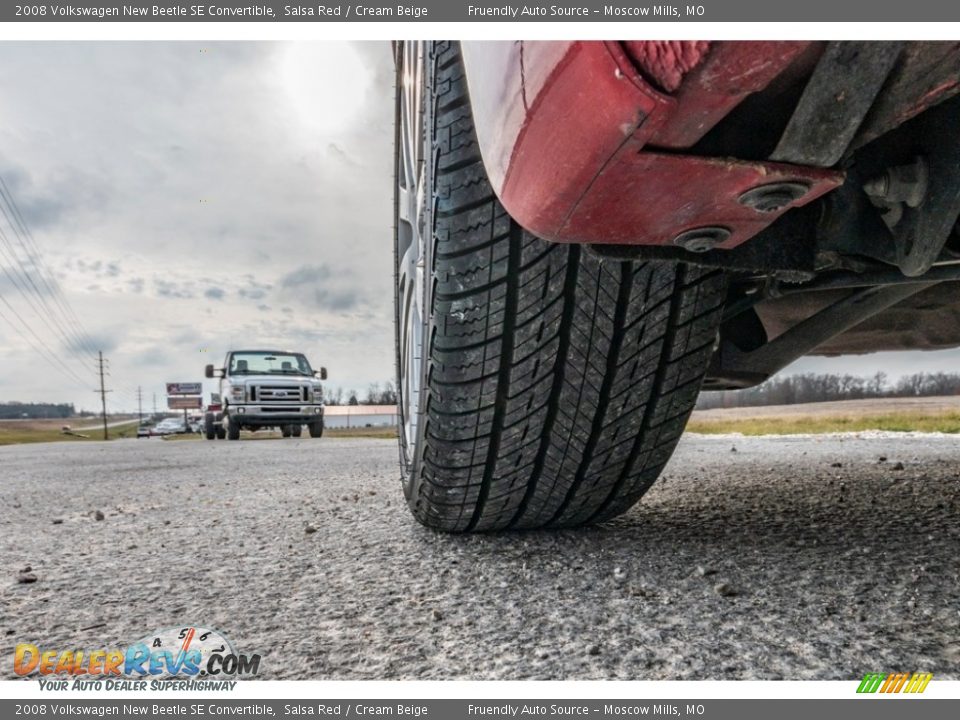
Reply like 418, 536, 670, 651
461, 41, 960, 389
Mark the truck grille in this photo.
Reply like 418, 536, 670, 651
251, 385, 306, 402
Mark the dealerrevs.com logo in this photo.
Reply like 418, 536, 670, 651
14, 626, 260, 690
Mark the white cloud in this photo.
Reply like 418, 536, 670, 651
0, 41, 394, 411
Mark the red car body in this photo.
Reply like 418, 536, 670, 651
459, 41, 864, 250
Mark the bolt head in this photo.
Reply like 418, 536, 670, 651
739, 181, 811, 213
673, 227, 731, 253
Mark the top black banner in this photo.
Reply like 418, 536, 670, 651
5, 0, 959, 22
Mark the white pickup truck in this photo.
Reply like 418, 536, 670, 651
204, 349, 327, 440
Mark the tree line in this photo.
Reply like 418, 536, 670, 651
696, 371, 960, 410
0, 402, 76, 419
324, 381, 398, 406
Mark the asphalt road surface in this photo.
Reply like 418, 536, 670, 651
2, 433, 958, 680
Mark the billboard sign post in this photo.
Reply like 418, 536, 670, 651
166, 382, 204, 429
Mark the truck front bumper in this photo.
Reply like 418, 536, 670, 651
231, 405, 324, 426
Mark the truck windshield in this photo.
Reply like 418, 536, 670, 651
228, 352, 313, 376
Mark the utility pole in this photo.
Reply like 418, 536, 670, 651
153, 393, 158, 418
96, 351, 111, 441
137, 386, 143, 426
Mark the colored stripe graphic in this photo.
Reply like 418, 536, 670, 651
857, 673, 885, 693
857, 672, 932, 694
904, 673, 933, 693
881, 672, 907, 693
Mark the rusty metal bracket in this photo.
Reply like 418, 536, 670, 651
771, 41, 903, 168
559, 146, 843, 250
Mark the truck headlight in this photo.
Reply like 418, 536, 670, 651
229, 385, 244, 400
312, 384, 323, 401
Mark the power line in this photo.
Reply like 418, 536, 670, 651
0, 292, 95, 389
0, 174, 137, 406
0, 222, 99, 365
0, 244, 94, 366
0, 190, 96, 366
0, 235, 91, 361
0, 177, 101, 361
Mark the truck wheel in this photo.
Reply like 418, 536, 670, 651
226, 414, 241, 441
308, 420, 323, 438
204, 413, 216, 440
281, 425, 292, 438
393, 41, 727, 532
292, 425, 303, 438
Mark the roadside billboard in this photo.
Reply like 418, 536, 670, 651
167, 396, 203, 410
166, 382, 203, 395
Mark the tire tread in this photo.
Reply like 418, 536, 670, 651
403, 42, 726, 531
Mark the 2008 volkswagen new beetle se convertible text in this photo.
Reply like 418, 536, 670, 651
393, 40, 960, 532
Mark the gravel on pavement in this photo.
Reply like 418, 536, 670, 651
2, 433, 958, 680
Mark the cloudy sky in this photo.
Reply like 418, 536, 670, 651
0, 42, 394, 412
0, 41, 957, 414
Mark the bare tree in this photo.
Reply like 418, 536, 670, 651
697, 371, 960, 409
868, 371, 887, 396
379, 380, 398, 405
895, 374, 926, 397
364, 382, 382, 405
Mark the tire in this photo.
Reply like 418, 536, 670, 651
215, 425, 226, 440
308, 420, 323, 438
204, 413, 216, 440
226, 414, 241, 441
281, 425, 292, 438
292, 424, 303, 438
394, 42, 727, 532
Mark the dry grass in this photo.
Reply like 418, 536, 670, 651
0, 427, 78, 445
687, 410, 960, 436
164, 426, 397, 442
0, 418, 140, 446
326, 426, 396, 439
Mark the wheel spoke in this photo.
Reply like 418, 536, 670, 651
396, 41, 428, 465
397, 185, 413, 224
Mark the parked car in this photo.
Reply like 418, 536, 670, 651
153, 418, 187, 436
393, 41, 960, 531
